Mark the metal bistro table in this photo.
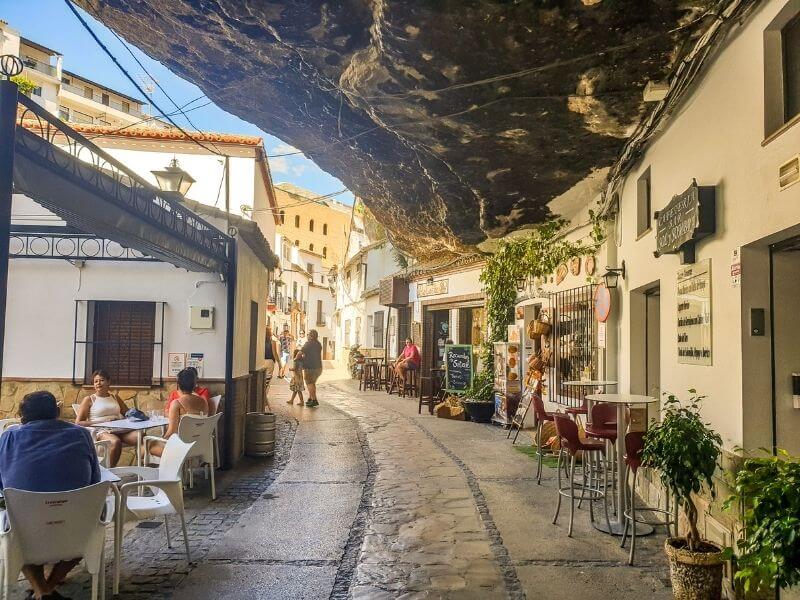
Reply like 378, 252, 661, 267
98, 416, 169, 466
585, 393, 658, 536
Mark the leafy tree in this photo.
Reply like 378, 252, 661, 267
11, 75, 36, 96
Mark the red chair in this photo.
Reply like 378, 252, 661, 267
552, 415, 612, 537
531, 392, 556, 485
620, 431, 677, 565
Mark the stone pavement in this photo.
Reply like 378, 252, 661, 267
16, 370, 673, 599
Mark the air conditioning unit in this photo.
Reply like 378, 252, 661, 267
379, 276, 409, 307
779, 155, 800, 191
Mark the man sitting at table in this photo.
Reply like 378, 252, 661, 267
0, 390, 101, 600
394, 337, 421, 380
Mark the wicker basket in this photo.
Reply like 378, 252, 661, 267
528, 311, 552, 338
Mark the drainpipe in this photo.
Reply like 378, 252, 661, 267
0, 77, 19, 385
223, 238, 237, 470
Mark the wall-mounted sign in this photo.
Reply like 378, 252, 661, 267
730, 247, 741, 287
507, 325, 521, 344
677, 259, 712, 366
594, 284, 611, 322
444, 344, 473, 392
417, 279, 449, 297
655, 180, 716, 264
168, 353, 186, 377
597, 322, 607, 349
187, 353, 205, 377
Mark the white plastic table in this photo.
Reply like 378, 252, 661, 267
585, 393, 658, 536
98, 417, 169, 466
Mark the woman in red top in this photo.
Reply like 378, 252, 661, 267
166, 366, 211, 414
394, 338, 421, 380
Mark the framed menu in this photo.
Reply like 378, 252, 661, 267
677, 259, 712, 365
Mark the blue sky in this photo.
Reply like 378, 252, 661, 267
2, 0, 354, 204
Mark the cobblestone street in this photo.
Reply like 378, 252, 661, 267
25, 370, 674, 599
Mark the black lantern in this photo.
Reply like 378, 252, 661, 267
151, 158, 195, 196
516, 277, 526, 292
602, 261, 626, 289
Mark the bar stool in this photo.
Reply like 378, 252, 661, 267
418, 376, 439, 415
621, 431, 677, 565
585, 403, 630, 514
400, 369, 419, 398
378, 362, 390, 391
531, 391, 556, 485
552, 414, 612, 537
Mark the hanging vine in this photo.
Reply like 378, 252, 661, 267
478, 215, 605, 365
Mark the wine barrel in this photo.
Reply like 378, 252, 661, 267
245, 412, 276, 456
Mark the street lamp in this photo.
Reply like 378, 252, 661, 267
151, 158, 195, 196
602, 261, 626, 289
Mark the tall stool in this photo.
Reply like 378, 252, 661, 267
552, 414, 612, 537
621, 431, 677, 565
400, 369, 419, 398
418, 376, 439, 415
584, 402, 620, 513
531, 391, 556, 485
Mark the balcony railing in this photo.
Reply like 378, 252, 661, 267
61, 83, 143, 117
22, 57, 57, 78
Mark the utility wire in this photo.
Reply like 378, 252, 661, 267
64, 0, 227, 157
250, 188, 350, 213
85, 97, 213, 140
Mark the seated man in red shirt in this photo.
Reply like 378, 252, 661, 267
165, 367, 210, 413
394, 338, 421, 380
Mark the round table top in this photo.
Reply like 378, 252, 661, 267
562, 380, 617, 387
586, 393, 658, 404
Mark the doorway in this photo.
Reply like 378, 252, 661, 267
631, 283, 660, 423
770, 238, 800, 456
432, 310, 450, 369
249, 301, 259, 373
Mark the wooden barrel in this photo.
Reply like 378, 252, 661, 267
245, 412, 276, 456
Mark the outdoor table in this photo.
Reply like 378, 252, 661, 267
562, 381, 618, 424
585, 393, 658, 536
97, 416, 169, 467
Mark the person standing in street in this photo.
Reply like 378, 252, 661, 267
300, 329, 323, 407
278, 325, 294, 380
264, 325, 280, 402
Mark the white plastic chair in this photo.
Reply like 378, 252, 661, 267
72, 404, 112, 467
0, 420, 20, 434
144, 414, 222, 500
110, 436, 194, 595
0, 482, 113, 600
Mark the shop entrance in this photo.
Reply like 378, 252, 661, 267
432, 309, 450, 369
770, 238, 800, 456
630, 282, 660, 422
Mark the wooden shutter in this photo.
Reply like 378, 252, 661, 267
90, 301, 155, 386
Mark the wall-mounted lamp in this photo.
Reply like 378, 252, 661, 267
602, 261, 626, 289
426, 276, 434, 285
515, 277, 526, 292
151, 157, 195, 197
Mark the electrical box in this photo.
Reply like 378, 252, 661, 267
190, 306, 215, 330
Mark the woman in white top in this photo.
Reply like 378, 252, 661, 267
147, 368, 208, 459
75, 369, 138, 467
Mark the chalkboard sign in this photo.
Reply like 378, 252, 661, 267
444, 344, 473, 392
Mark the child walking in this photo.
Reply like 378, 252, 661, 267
287, 349, 305, 406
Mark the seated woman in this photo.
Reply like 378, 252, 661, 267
75, 369, 139, 467
165, 366, 210, 414
147, 368, 208, 459
394, 338, 421, 380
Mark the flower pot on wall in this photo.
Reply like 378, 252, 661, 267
665, 538, 725, 600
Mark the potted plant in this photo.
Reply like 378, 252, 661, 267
460, 369, 495, 423
724, 450, 800, 598
642, 390, 725, 600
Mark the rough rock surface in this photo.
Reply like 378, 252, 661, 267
77, 0, 714, 257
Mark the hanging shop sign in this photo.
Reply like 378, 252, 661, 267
444, 344, 473, 392
655, 180, 716, 264
594, 283, 612, 322
677, 259, 712, 366
417, 279, 449, 298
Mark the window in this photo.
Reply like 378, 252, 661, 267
316, 299, 324, 326
309, 243, 314, 252
294, 215, 300, 228
58, 106, 69, 121
279, 210, 285, 224
294, 240, 299, 247
345, 269, 352, 285
344, 319, 351, 344
309, 219, 314, 232
322, 246, 327, 258
784, 14, 800, 122
323, 223, 328, 235
307, 262, 314, 275
292, 281, 298, 301
32, 86, 42, 97
121, 100, 130, 114
282, 243, 290, 261
373, 310, 385, 348
765, 7, 800, 135
101, 93, 110, 106
355, 316, 362, 346
61, 77, 71, 85
87, 301, 156, 386
320, 274, 325, 284
636, 167, 651, 237
84, 86, 93, 99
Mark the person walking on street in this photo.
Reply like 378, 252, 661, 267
278, 325, 294, 379
264, 325, 280, 404
300, 329, 323, 407
287, 349, 305, 406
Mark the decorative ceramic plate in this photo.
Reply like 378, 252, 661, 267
556, 264, 568, 285
569, 256, 581, 276
585, 255, 596, 276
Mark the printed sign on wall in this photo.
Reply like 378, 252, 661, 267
677, 259, 712, 366
187, 353, 205, 377
168, 353, 186, 377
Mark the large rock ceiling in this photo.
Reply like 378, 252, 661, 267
77, 0, 714, 258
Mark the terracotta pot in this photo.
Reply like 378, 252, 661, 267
664, 537, 725, 600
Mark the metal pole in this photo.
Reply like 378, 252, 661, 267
222, 239, 237, 470
0, 79, 19, 384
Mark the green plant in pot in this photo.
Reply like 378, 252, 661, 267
460, 369, 495, 423
723, 450, 800, 598
642, 390, 724, 600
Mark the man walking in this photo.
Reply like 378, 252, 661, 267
300, 329, 323, 407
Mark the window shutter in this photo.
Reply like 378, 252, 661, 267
90, 301, 156, 386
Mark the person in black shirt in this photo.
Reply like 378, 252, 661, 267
300, 329, 323, 407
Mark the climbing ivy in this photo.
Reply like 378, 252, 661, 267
478, 216, 605, 364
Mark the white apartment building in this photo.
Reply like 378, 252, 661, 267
1, 20, 156, 128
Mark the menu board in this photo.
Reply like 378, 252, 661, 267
444, 344, 473, 392
677, 259, 712, 366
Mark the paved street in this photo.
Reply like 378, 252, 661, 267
30, 369, 673, 599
